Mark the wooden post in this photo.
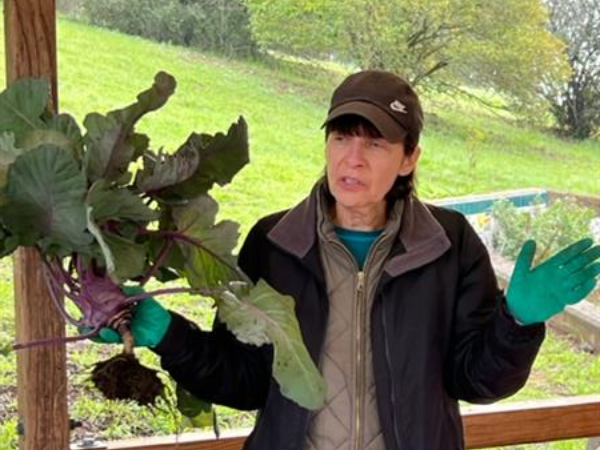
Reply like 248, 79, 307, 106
4, 0, 58, 106
3, 1, 69, 450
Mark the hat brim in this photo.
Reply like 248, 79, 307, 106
322, 101, 407, 143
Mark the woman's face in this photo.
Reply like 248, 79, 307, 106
325, 130, 420, 216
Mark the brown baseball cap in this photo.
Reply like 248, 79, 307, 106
323, 70, 424, 143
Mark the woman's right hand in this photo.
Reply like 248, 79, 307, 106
81, 292, 172, 348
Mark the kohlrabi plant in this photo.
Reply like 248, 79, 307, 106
0, 72, 325, 413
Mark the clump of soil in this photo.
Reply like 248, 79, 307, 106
91, 353, 165, 407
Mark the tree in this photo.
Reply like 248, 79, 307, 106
543, 0, 600, 139
244, 0, 569, 113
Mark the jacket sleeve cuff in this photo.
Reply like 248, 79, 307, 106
496, 297, 545, 345
151, 311, 201, 357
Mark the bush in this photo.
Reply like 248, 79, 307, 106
491, 198, 597, 264
77, 0, 259, 58
57, 0, 86, 18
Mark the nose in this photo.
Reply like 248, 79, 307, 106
342, 137, 367, 167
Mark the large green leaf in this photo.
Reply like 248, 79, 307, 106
0, 226, 19, 258
103, 232, 147, 282
160, 117, 249, 200
88, 180, 159, 224
175, 384, 217, 432
83, 113, 129, 183
21, 128, 79, 157
129, 132, 150, 161
86, 207, 116, 277
135, 145, 199, 193
0, 145, 91, 250
84, 117, 148, 184
0, 78, 48, 142
20, 113, 84, 159
0, 79, 82, 159
83, 72, 176, 183
172, 195, 239, 288
0, 133, 23, 202
109, 71, 176, 128
147, 234, 185, 283
86, 208, 146, 283
216, 280, 326, 410
46, 113, 83, 144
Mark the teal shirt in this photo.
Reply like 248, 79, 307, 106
334, 227, 384, 270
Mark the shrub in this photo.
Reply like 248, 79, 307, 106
491, 197, 597, 264
57, 0, 86, 18
77, 0, 259, 58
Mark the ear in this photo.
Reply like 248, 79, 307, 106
398, 145, 421, 176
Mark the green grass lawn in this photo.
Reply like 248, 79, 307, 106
0, 13, 598, 450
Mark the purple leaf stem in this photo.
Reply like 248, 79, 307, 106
55, 257, 81, 294
48, 260, 81, 300
13, 327, 101, 351
42, 260, 86, 327
139, 238, 174, 287
123, 286, 202, 306
76, 253, 85, 283
140, 228, 249, 284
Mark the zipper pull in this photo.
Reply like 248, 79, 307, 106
357, 271, 365, 294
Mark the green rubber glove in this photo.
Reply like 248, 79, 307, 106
506, 238, 600, 325
83, 286, 172, 348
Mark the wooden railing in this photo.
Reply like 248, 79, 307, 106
462, 395, 600, 448
72, 395, 600, 450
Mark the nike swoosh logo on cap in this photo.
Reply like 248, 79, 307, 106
390, 100, 407, 113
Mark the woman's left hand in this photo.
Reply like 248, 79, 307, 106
506, 238, 600, 325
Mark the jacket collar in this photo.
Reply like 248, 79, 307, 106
266, 183, 321, 259
267, 182, 451, 275
383, 194, 451, 277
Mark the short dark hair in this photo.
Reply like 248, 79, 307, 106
323, 114, 417, 202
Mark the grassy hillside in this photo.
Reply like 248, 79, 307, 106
0, 14, 598, 450
0, 18, 597, 234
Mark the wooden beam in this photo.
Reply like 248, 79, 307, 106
462, 395, 600, 448
3, 1, 69, 450
102, 429, 251, 450
94, 396, 600, 450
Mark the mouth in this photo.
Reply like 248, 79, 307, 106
339, 176, 366, 189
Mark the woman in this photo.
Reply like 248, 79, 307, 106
96, 70, 600, 450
